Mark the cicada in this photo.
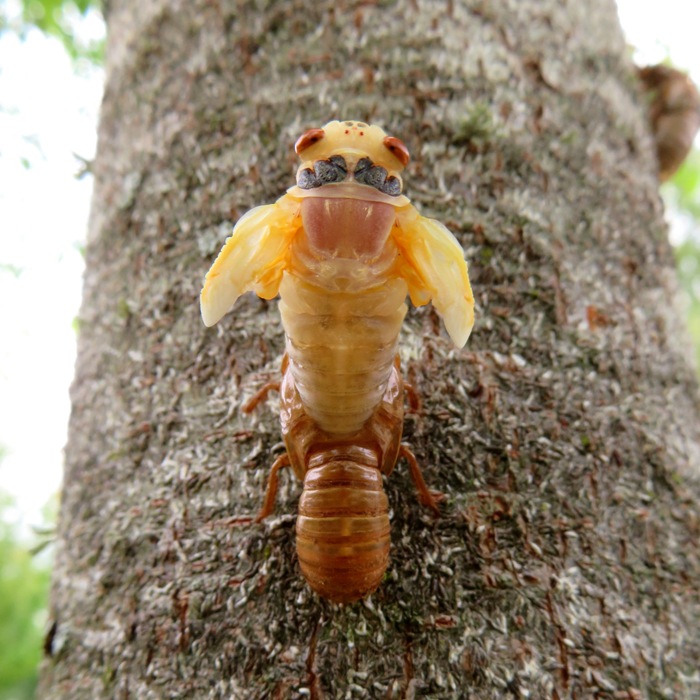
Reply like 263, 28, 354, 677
638, 64, 700, 181
201, 120, 474, 602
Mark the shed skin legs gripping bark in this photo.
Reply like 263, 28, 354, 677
201, 120, 475, 603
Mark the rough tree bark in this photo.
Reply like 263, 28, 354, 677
39, 0, 700, 698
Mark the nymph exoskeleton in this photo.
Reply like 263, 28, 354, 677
201, 120, 474, 603
637, 64, 700, 181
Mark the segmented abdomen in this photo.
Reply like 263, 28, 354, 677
296, 454, 390, 604
278, 237, 407, 435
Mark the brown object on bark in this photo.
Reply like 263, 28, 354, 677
638, 64, 700, 181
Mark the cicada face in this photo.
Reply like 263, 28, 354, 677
289, 121, 411, 258
293, 120, 410, 199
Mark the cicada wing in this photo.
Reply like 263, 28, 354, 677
200, 196, 301, 327
393, 205, 475, 348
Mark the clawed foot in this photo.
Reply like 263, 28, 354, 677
242, 381, 280, 413
419, 489, 445, 516
399, 444, 444, 517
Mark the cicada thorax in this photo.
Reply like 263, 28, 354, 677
280, 354, 405, 603
299, 194, 396, 258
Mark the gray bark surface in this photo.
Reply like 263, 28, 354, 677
40, 0, 700, 698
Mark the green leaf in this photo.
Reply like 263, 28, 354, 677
0, 492, 53, 697
0, 263, 22, 278
1, 0, 106, 65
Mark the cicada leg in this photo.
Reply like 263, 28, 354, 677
242, 354, 289, 414
403, 382, 421, 414
254, 453, 291, 522
242, 381, 281, 414
398, 444, 444, 516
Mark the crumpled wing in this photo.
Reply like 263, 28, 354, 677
392, 204, 474, 347
200, 195, 302, 327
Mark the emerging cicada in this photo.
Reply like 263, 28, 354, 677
201, 120, 474, 603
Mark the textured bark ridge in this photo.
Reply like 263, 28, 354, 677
40, 0, 700, 698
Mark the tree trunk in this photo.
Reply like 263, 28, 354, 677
39, 0, 700, 698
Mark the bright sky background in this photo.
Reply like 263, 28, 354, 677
0, 7, 103, 529
0, 1, 698, 532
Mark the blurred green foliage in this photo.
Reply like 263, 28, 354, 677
674, 237, 700, 369
0, 492, 52, 700
671, 149, 700, 219
0, 0, 103, 63
666, 148, 700, 370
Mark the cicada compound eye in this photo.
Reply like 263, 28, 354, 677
295, 128, 326, 155
383, 136, 410, 167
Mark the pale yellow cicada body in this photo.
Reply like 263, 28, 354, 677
201, 120, 475, 603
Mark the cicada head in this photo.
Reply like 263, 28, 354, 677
293, 120, 410, 198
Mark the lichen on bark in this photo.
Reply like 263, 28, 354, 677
40, 0, 700, 698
